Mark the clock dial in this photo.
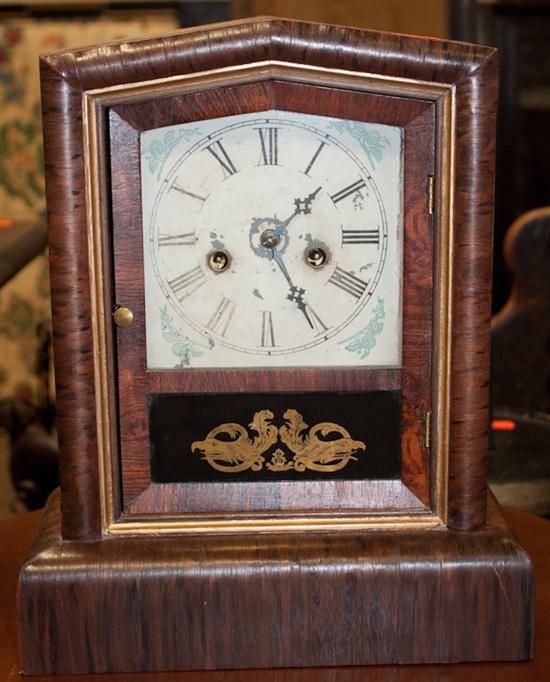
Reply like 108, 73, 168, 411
141, 110, 403, 369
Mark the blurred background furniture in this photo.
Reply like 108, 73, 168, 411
451, 0, 550, 313
0, 1, 187, 517
489, 207, 550, 517
451, 0, 550, 518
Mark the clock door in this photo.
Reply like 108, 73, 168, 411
100, 65, 447, 532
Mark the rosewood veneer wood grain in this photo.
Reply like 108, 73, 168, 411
40, 16, 498, 539
109, 81, 435, 513
6, 504, 548, 679
18, 490, 533, 674
23, 15, 532, 676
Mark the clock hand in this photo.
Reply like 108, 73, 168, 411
248, 187, 322, 259
295, 185, 322, 215
269, 246, 292, 286
279, 186, 322, 229
270, 248, 314, 329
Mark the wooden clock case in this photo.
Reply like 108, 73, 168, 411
18, 17, 533, 674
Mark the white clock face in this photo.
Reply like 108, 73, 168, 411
140, 110, 403, 369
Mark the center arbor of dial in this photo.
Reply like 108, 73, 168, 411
249, 216, 289, 259
259, 229, 281, 249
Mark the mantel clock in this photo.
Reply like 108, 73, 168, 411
18, 17, 533, 674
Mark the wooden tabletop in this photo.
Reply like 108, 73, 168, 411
1, 505, 548, 681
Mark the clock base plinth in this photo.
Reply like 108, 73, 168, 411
18, 492, 533, 675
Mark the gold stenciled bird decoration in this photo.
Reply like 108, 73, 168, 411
192, 409, 366, 474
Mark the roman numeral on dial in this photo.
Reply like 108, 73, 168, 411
330, 178, 367, 204
158, 232, 195, 247
167, 265, 206, 301
342, 228, 379, 245
256, 127, 279, 166
260, 310, 275, 347
328, 266, 369, 300
205, 140, 238, 178
303, 140, 327, 176
169, 181, 207, 203
206, 296, 236, 337
306, 304, 328, 336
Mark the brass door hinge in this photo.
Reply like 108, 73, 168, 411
427, 175, 435, 215
424, 409, 432, 450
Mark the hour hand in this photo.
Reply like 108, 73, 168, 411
294, 185, 322, 215
280, 186, 322, 228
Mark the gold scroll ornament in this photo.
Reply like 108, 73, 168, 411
191, 409, 366, 474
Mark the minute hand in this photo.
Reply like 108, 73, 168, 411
270, 249, 313, 329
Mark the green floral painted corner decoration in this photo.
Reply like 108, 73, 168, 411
142, 128, 200, 179
328, 121, 390, 170
339, 298, 385, 359
160, 306, 212, 368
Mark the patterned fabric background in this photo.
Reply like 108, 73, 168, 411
0, 12, 178, 399
0, 11, 178, 517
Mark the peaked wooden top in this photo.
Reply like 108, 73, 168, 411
40, 16, 497, 91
